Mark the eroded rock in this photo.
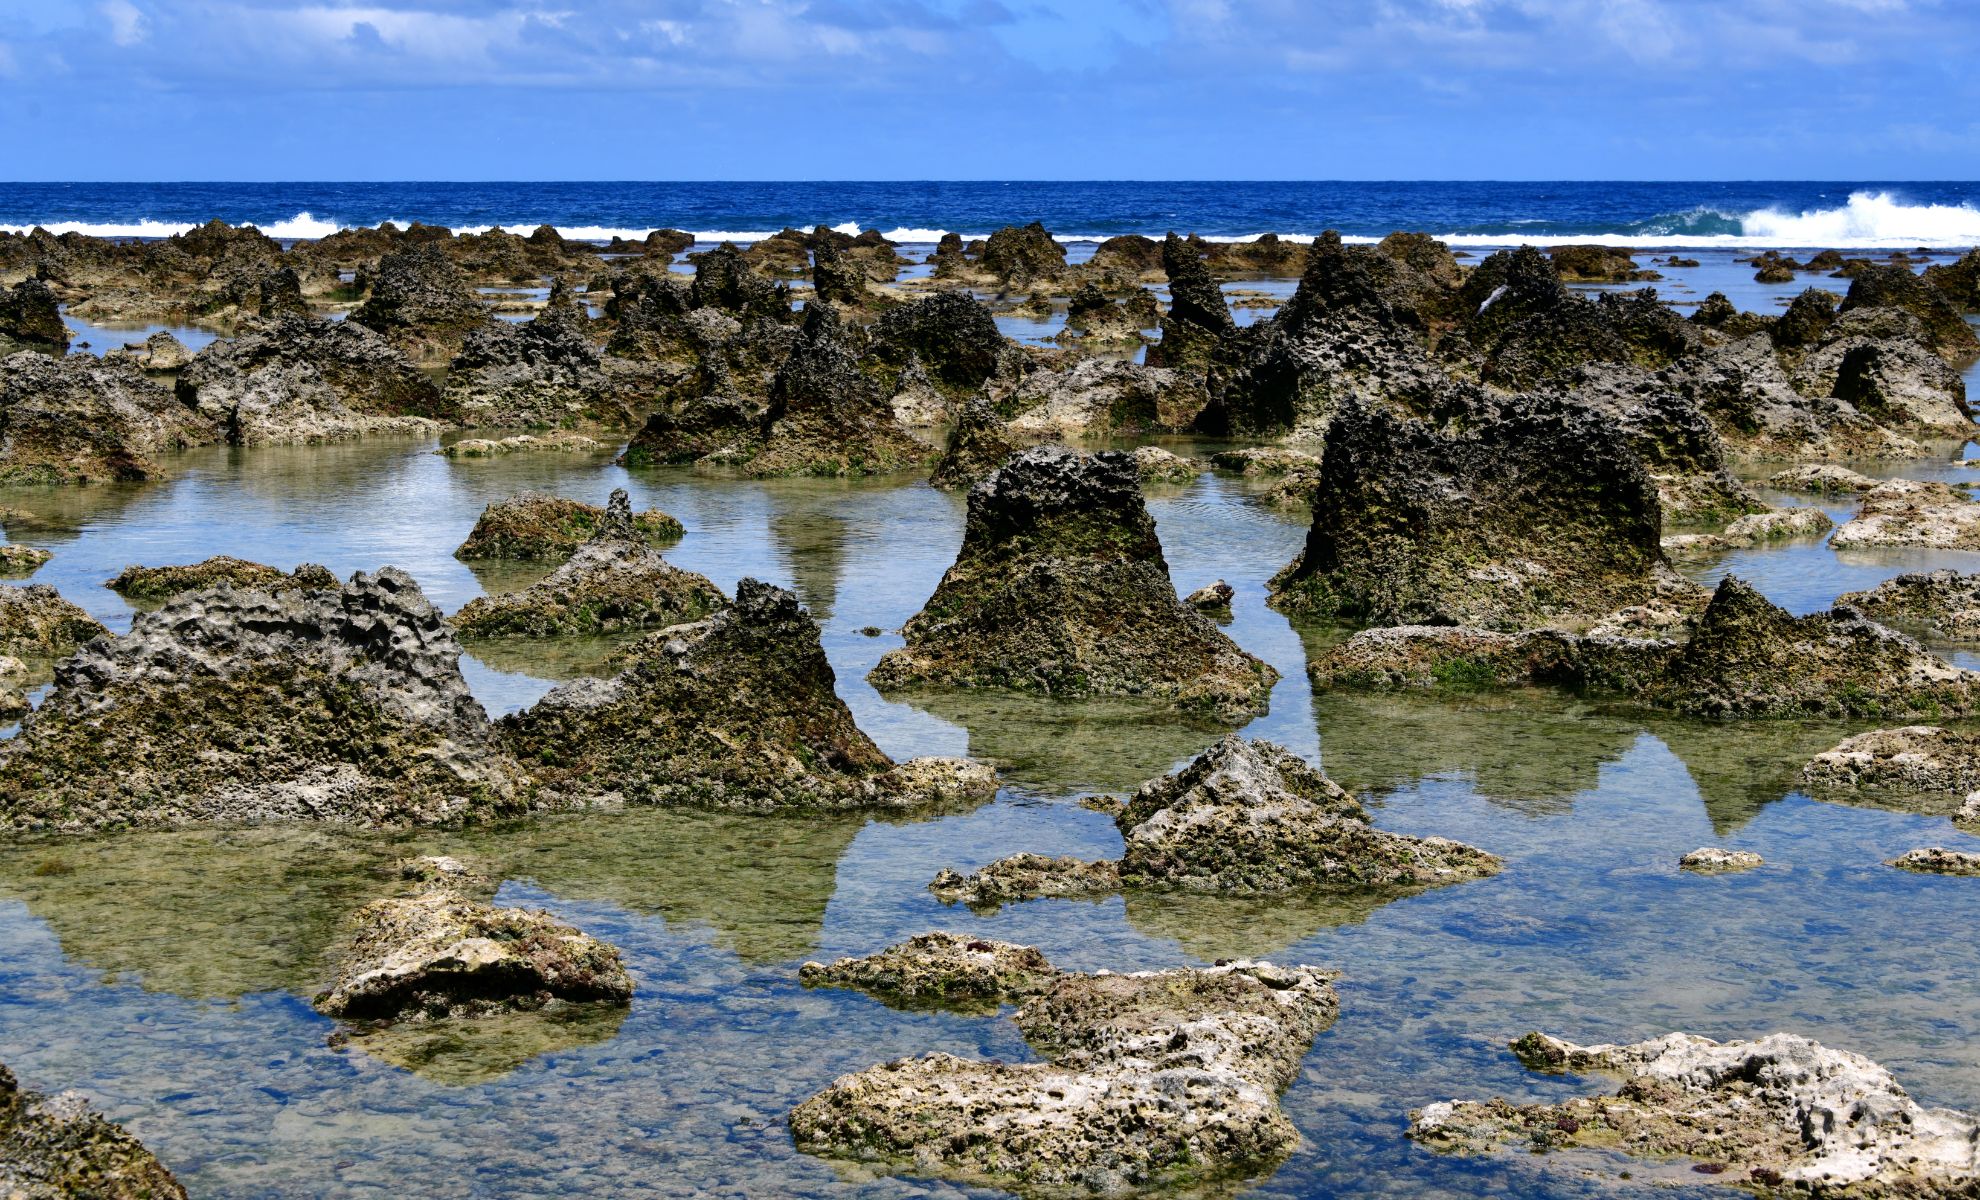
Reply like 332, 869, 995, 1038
1835, 570, 1980, 639
1678, 847, 1763, 873
453, 490, 682, 562
0, 585, 107, 656
870, 446, 1278, 718
1831, 479, 1980, 550
176, 315, 449, 445
798, 931, 1058, 1013
0, 1062, 187, 1199
105, 557, 336, 601
0, 351, 214, 482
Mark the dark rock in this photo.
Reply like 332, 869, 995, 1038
258, 266, 309, 318
928, 391, 1018, 491
444, 282, 648, 429
1842, 264, 1980, 358
1924, 247, 1980, 311
1834, 570, 1980, 639
0, 278, 68, 350
809, 241, 870, 308
870, 446, 1278, 717
737, 303, 928, 476
1087, 234, 1163, 274
0, 568, 533, 834
1269, 393, 1673, 629
1146, 233, 1235, 377
105, 557, 336, 601
869, 291, 1006, 395
1549, 244, 1659, 282
980, 222, 1066, 288
349, 245, 492, 355
501, 579, 996, 810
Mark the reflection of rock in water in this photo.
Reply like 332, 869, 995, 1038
884, 687, 1229, 794
454, 808, 869, 965
766, 502, 848, 622
1314, 691, 1638, 815
338, 1001, 628, 1087
0, 483, 151, 548
456, 556, 557, 602
0, 827, 398, 1000
1123, 886, 1425, 961
1642, 716, 1862, 834
458, 629, 645, 682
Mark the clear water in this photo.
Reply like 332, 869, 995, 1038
4, 433, 1980, 1198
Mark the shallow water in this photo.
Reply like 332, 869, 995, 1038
5, 366, 1980, 1195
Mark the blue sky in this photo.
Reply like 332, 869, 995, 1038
0, 0, 1972, 180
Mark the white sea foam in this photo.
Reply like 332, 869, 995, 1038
2, 192, 1974, 250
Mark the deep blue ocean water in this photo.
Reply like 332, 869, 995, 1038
2, 180, 1979, 248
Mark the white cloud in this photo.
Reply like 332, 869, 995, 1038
100, 0, 148, 46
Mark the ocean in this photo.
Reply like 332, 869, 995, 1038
1, 180, 1979, 249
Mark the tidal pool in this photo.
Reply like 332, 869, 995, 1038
2, 434, 1980, 1198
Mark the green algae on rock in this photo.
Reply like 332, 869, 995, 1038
451, 489, 723, 638
104, 556, 337, 601
501, 578, 995, 811
791, 958, 1338, 1197
1411, 1030, 1980, 1196
0, 584, 107, 657
0, 545, 50, 575
0, 1062, 188, 1200
453, 490, 683, 563
1836, 570, 1980, 640
871, 446, 1278, 719
799, 931, 1059, 1014
1267, 393, 1680, 631
926, 390, 1018, 492
0, 569, 532, 835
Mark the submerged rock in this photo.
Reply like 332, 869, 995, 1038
0, 1062, 187, 1199
104, 557, 336, 601
870, 446, 1278, 718
1268, 394, 1675, 630
314, 887, 632, 1020
1678, 847, 1763, 873
451, 490, 723, 637
0, 278, 68, 350
927, 852, 1123, 909
791, 959, 1339, 1196
1661, 506, 1833, 556
0, 584, 107, 656
0, 569, 532, 834
501, 578, 996, 811
1830, 479, 1980, 550
176, 315, 449, 445
0, 351, 214, 482
1835, 570, 1980, 639
453, 490, 683, 562
1411, 1030, 1980, 1196
798, 931, 1058, 1013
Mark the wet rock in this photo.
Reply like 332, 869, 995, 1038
1412, 1030, 1980, 1196
0, 1061, 188, 1199
1755, 259, 1796, 283
1146, 233, 1235, 379
791, 960, 1339, 1197
0, 278, 68, 350
1130, 445, 1200, 483
733, 304, 929, 477
1268, 394, 1674, 630
176, 315, 450, 445
927, 390, 1018, 491
105, 557, 337, 601
1087, 234, 1163, 275
1688, 291, 1772, 339
1661, 506, 1833, 555
451, 490, 722, 637
453, 490, 682, 562
799, 932, 1058, 1012
1006, 359, 1203, 437
0, 584, 107, 656
1185, 580, 1234, 611
1211, 446, 1321, 476
105, 330, 192, 372
0, 568, 532, 834
1678, 847, 1763, 873
1802, 725, 1980, 795
870, 446, 1279, 718
1830, 479, 1980, 550
349, 244, 493, 356
0, 351, 214, 482
1889, 847, 1980, 876
616, 384, 762, 467
1768, 463, 1879, 494
314, 887, 632, 1020
927, 853, 1123, 909
1841, 263, 1980, 359
1836, 570, 1980, 639
437, 431, 605, 458
443, 282, 645, 429
979, 222, 1066, 288
1118, 736, 1498, 893
1059, 283, 1156, 344
1549, 244, 1659, 283
0, 545, 49, 575
1310, 624, 1672, 693
1924, 247, 1980, 311
501, 578, 996, 811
